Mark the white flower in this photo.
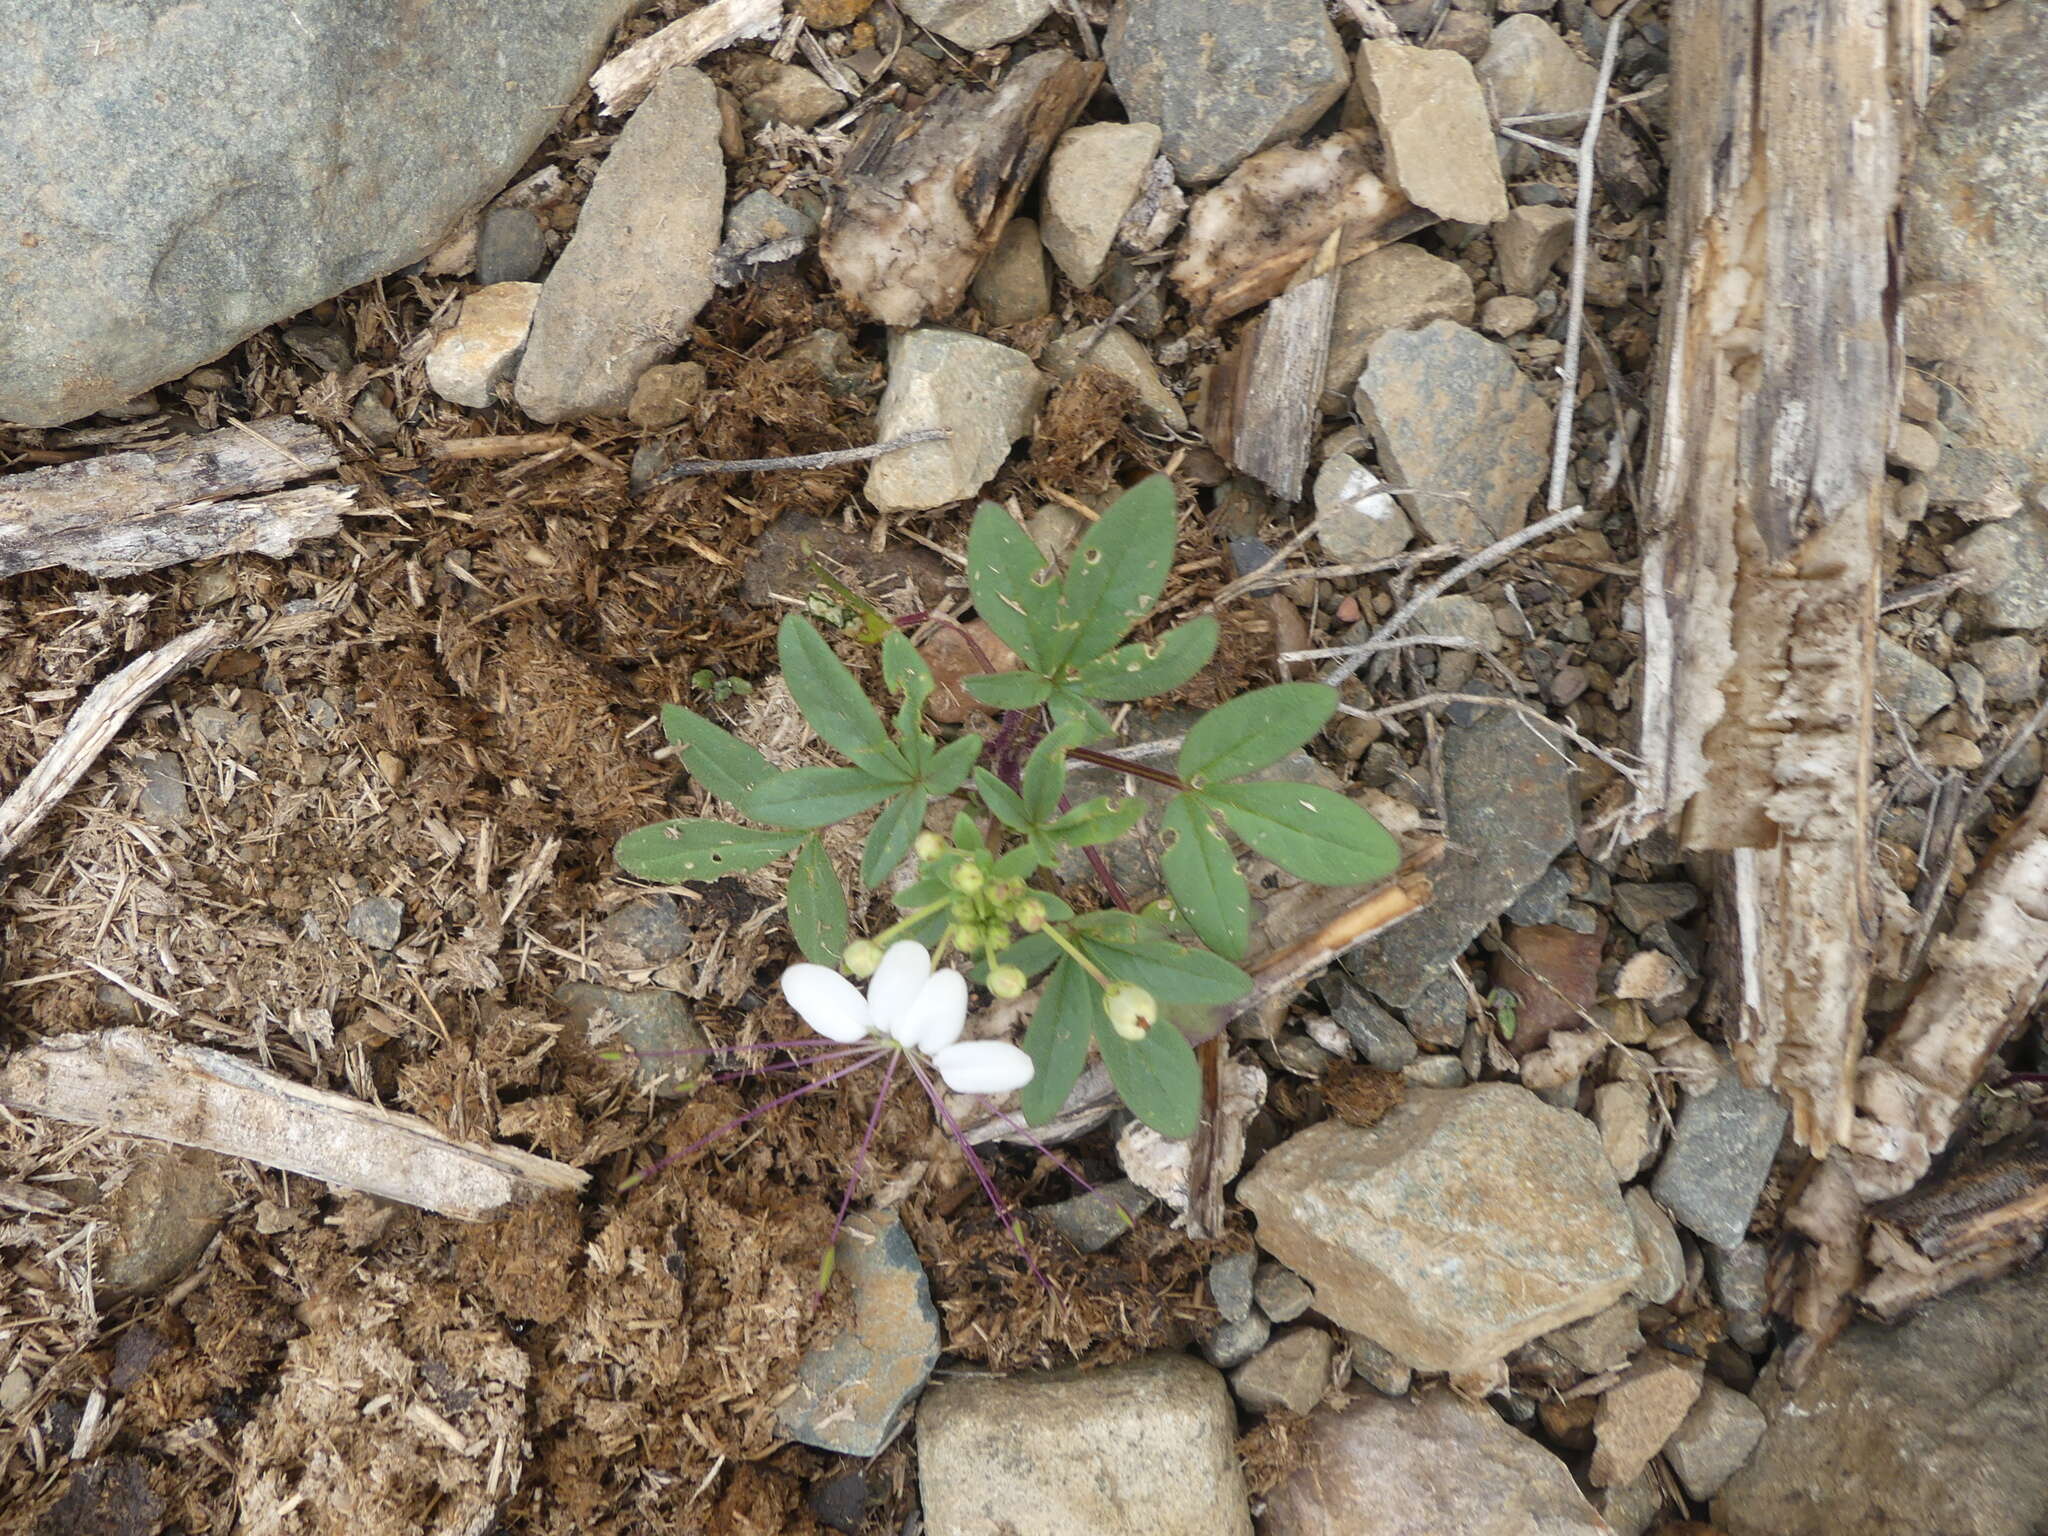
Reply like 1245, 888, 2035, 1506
781, 941, 1035, 1096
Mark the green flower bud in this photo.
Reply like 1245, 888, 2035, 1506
980, 923, 1012, 954
1014, 897, 1048, 933
953, 924, 983, 954
843, 939, 883, 977
914, 831, 946, 861
987, 964, 1028, 999
949, 862, 986, 895
1103, 981, 1157, 1041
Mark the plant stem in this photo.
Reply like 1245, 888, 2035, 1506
1040, 922, 1114, 989
1067, 746, 1187, 792
872, 898, 952, 947
621, 1049, 886, 1189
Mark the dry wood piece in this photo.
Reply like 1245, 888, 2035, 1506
1199, 236, 1343, 502
819, 50, 1101, 327
1630, 0, 1923, 1156
590, 0, 784, 114
0, 1028, 586, 1221
0, 621, 229, 861
0, 418, 351, 580
1860, 1126, 2048, 1323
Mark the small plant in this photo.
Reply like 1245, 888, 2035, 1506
617, 477, 1398, 1138
690, 667, 753, 703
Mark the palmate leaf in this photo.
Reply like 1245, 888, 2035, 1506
778, 615, 906, 776
788, 834, 848, 965
615, 820, 804, 883
1070, 618, 1219, 703
1177, 683, 1336, 785
1020, 957, 1094, 1126
1160, 795, 1249, 960
966, 503, 1057, 668
1044, 475, 1178, 671
1207, 780, 1400, 885
660, 705, 771, 802
1093, 1012, 1200, 1139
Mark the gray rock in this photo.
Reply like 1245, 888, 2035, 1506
1041, 325, 1187, 431
1041, 122, 1163, 289
1037, 1178, 1152, 1252
553, 982, 707, 1099
1399, 970, 1471, 1048
345, 895, 405, 950
778, 1212, 939, 1457
1344, 1330, 1413, 1397
1239, 1084, 1641, 1373
1542, 1298, 1641, 1375
1210, 1251, 1257, 1324
1402, 1055, 1468, 1089
865, 328, 1046, 512
1326, 975, 1419, 1070
1254, 1262, 1315, 1324
1707, 1239, 1772, 1353
1313, 453, 1414, 562
1409, 594, 1502, 690
1231, 1327, 1335, 1416
1477, 14, 1596, 177
426, 282, 541, 408
1624, 1187, 1685, 1307
1202, 1310, 1272, 1369
476, 207, 548, 285
1505, 863, 1574, 926
713, 190, 817, 287
1262, 1388, 1610, 1535
1970, 635, 2042, 705
596, 894, 692, 965
135, 751, 190, 829
1650, 1069, 1789, 1249
1948, 507, 2048, 631
515, 67, 723, 422
0, 0, 625, 426
1663, 1378, 1766, 1502
971, 217, 1053, 327
1358, 320, 1553, 545
1904, 2, 2048, 529
1344, 698, 1577, 1009
1104, 0, 1348, 186
97, 1145, 235, 1295
1611, 881, 1699, 933
1592, 1474, 1667, 1536
1715, 1265, 2048, 1535
1356, 41, 1508, 226
900, 0, 1055, 50
1876, 633, 1957, 727
918, 1353, 1251, 1536
1323, 243, 1476, 398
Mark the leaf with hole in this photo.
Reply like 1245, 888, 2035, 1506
615, 820, 804, 883
1020, 958, 1094, 1126
1207, 780, 1401, 885
1160, 795, 1248, 960
1070, 618, 1219, 703
1177, 683, 1337, 785
788, 834, 848, 965
778, 615, 906, 775
660, 705, 771, 802
966, 503, 1056, 668
1046, 476, 1178, 670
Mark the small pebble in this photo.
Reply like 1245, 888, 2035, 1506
1210, 1251, 1257, 1324
1254, 1261, 1314, 1324
1202, 1310, 1271, 1369
1480, 294, 1540, 337
345, 895, 404, 950
475, 206, 547, 285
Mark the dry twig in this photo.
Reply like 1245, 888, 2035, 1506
650, 429, 950, 484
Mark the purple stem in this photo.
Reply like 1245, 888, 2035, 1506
820, 1051, 903, 1289
623, 1049, 887, 1189
984, 1105, 1107, 1201
905, 1054, 1050, 1290
619, 1034, 853, 1060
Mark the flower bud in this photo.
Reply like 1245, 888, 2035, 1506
990, 878, 1023, 905
1103, 981, 1157, 1041
1014, 897, 1048, 933
952, 924, 983, 954
914, 831, 946, 861
949, 862, 986, 895
987, 964, 1028, 999
980, 923, 1012, 954
843, 939, 883, 977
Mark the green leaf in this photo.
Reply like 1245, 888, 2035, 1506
974, 768, 1033, 832
1020, 959, 1094, 1126
963, 670, 1053, 712
881, 630, 934, 709
923, 734, 982, 796
778, 615, 906, 775
789, 835, 848, 965
1021, 721, 1090, 824
997, 931, 1060, 977
1042, 795, 1144, 850
952, 812, 985, 852
659, 705, 772, 802
740, 766, 899, 828
861, 788, 928, 888
1070, 618, 1219, 703
966, 503, 1056, 668
616, 820, 803, 883
1043, 688, 1114, 740
1094, 1013, 1200, 1139
1176, 683, 1336, 785
1082, 938, 1253, 1005
991, 844, 1047, 881
1208, 780, 1401, 885
1045, 476, 1178, 671
1160, 795, 1249, 960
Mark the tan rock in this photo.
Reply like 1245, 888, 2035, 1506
1889, 420, 1943, 473
1623, 1186, 1684, 1306
425, 281, 540, 408
970, 217, 1052, 326
866, 328, 1045, 512
1590, 1349, 1703, 1486
919, 619, 1019, 724
1230, 1327, 1336, 1415
1041, 324, 1186, 430
1481, 294, 1540, 336
1041, 122, 1163, 288
626, 361, 706, 430
1323, 243, 1476, 398
742, 63, 846, 128
1495, 204, 1575, 295
1357, 41, 1508, 225
1595, 1079, 1653, 1180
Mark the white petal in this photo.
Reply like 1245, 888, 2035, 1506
865, 941, 931, 1033
781, 964, 872, 1042
896, 968, 968, 1052
933, 1040, 1035, 1095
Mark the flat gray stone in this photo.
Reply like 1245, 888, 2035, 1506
1313, 453, 1414, 563
1716, 1266, 2048, 1535
1948, 507, 2048, 631
1104, 0, 1348, 186
1323, 243, 1476, 398
778, 1213, 939, 1457
1262, 1388, 1610, 1535
1970, 635, 2042, 705
554, 982, 706, 1099
1708, 1239, 1772, 1353
1359, 319, 1553, 545
1037, 1178, 1152, 1252
900, 0, 1055, 50
1344, 699, 1576, 1009
1209, 1251, 1257, 1325
918, 1353, 1251, 1536
476, 207, 547, 286
1543, 1299, 1641, 1375
1663, 1378, 1766, 1503
515, 67, 723, 421
596, 894, 691, 965
1344, 1330, 1413, 1397
1876, 634, 1957, 727
1476, 16, 1597, 178
1239, 1085, 1641, 1373
1624, 1187, 1685, 1308
1398, 970, 1470, 1048
865, 328, 1045, 512
1254, 1262, 1314, 1324
135, 751, 190, 830
1202, 1310, 1272, 1370
1611, 881, 1700, 933
1325, 975, 1418, 1071
1231, 1326, 1335, 1416
0, 0, 625, 426
1650, 1069, 1789, 1249
345, 895, 405, 950
713, 189, 817, 287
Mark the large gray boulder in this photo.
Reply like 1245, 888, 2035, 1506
0, 0, 627, 426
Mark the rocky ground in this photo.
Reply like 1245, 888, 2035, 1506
2, 1, 2047, 1534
